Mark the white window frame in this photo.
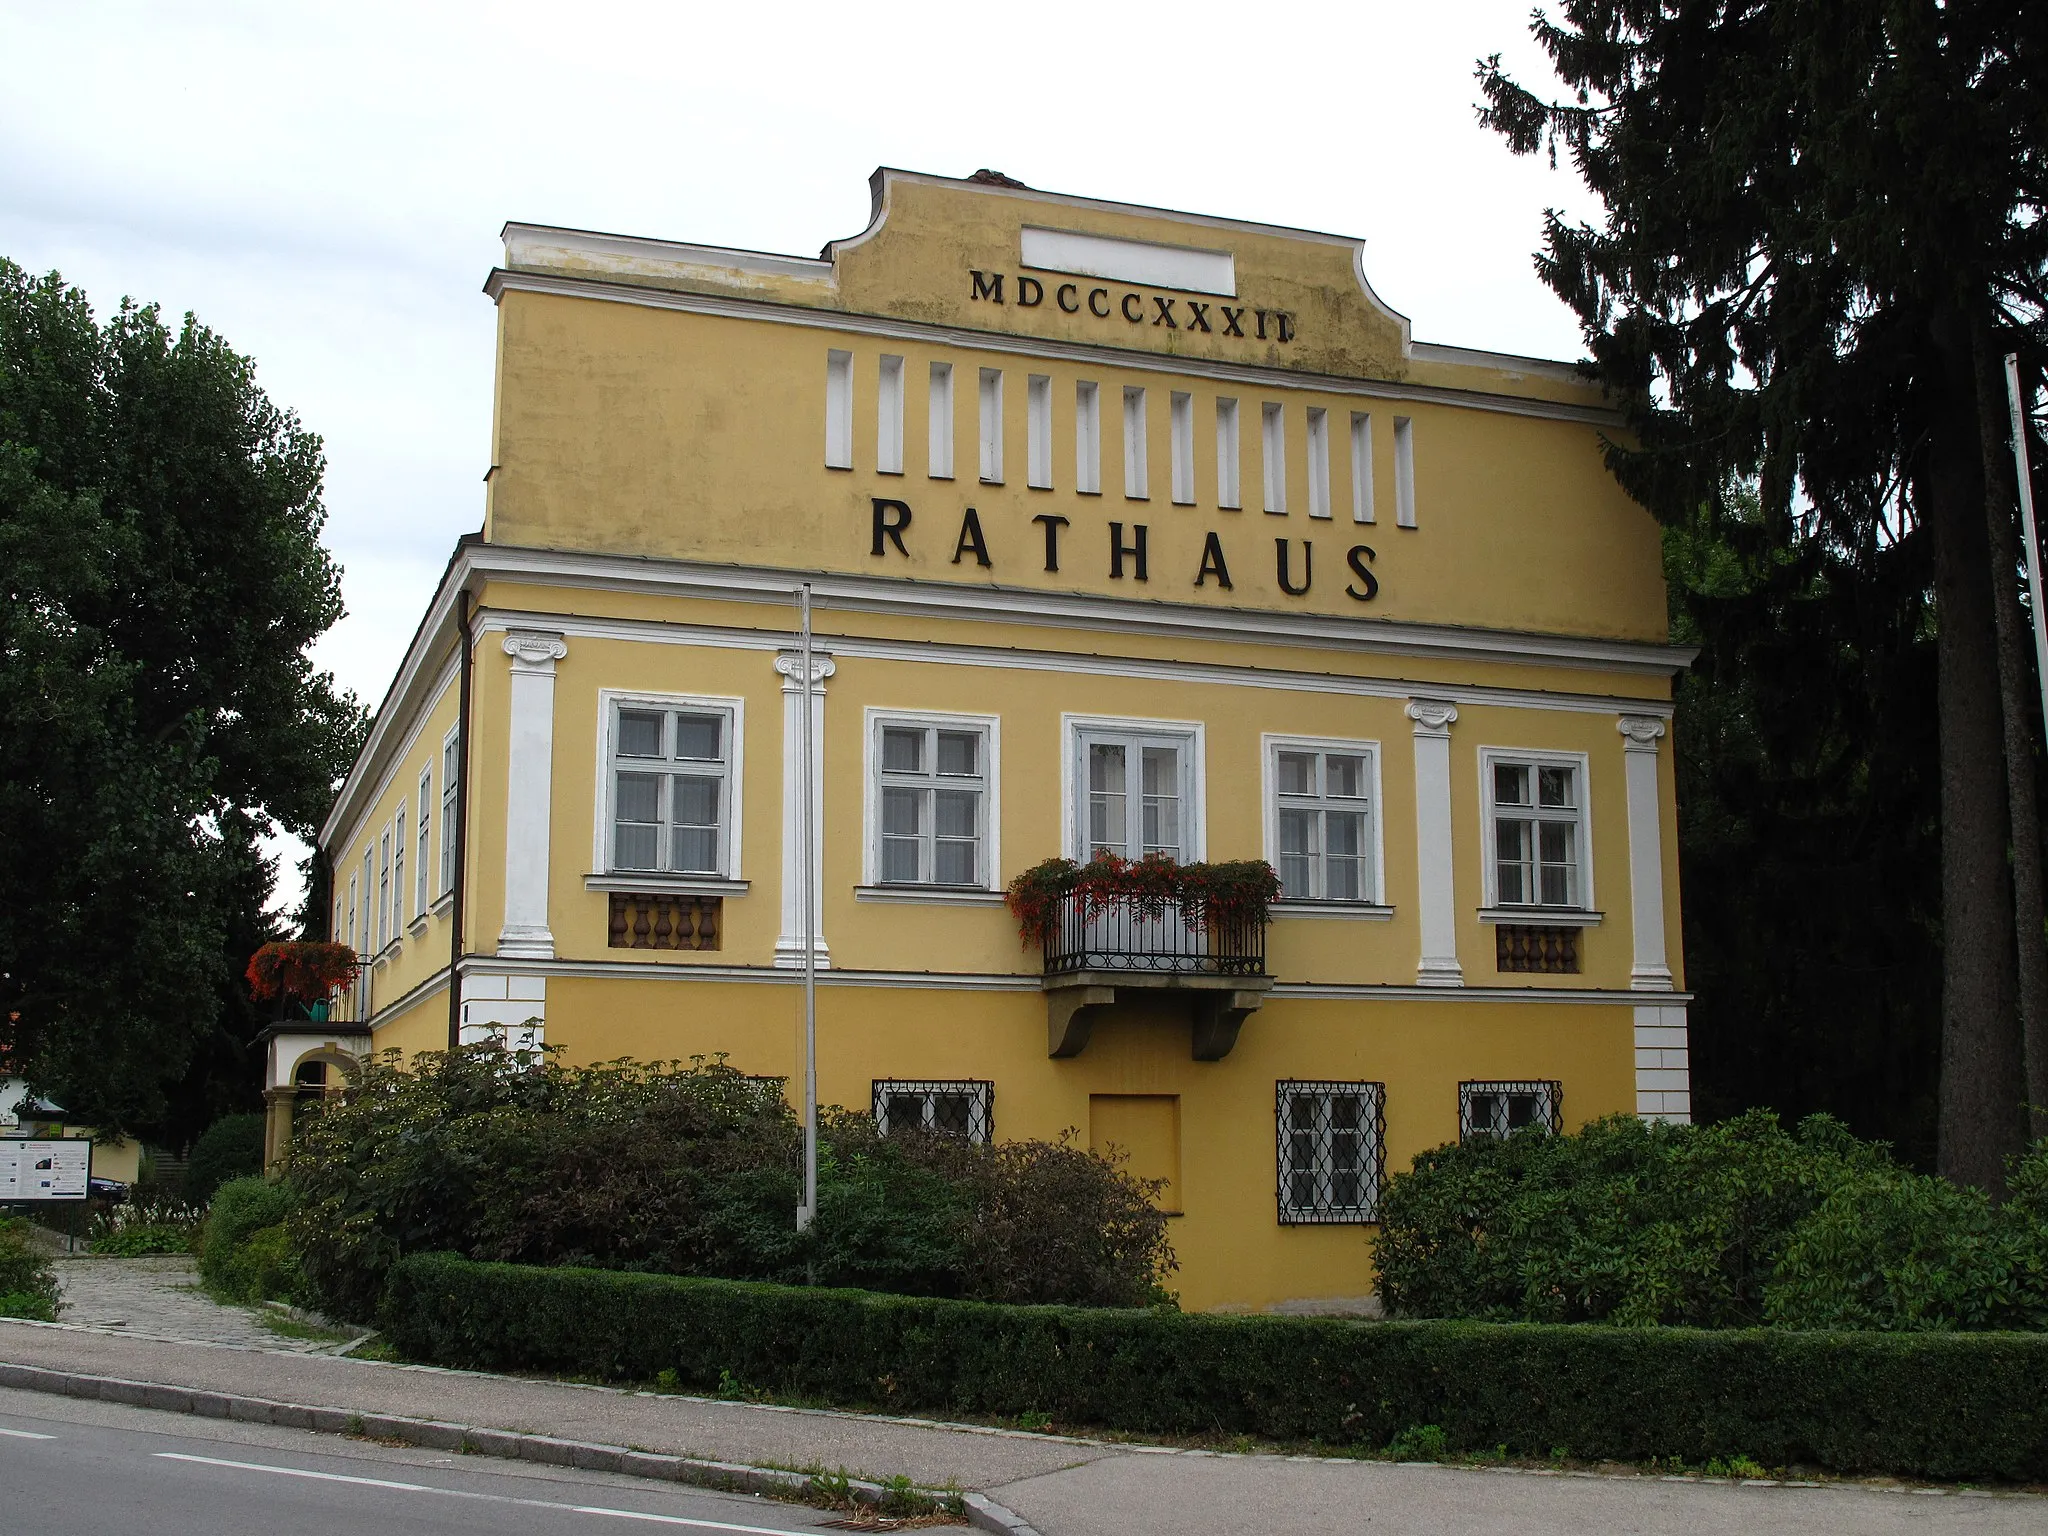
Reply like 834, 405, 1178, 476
415, 766, 432, 921
439, 727, 459, 897
873, 1079, 993, 1145
1169, 390, 1194, 505
391, 800, 407, 933
1306, 406, 1331, 520
824, 349, 853, 470
1122, 385, 1149, 499
1477, 747, 1594, 912
1216, 397, 1241, 509
1026, 373, 1053, 489
594, 690, 747, 882
376, 828, 392, 952
1262, 401, 1287, 514
861, 708, 1001, 890
1075, 379, 1101, 494
876, 353, 905, 475
358, 850, 373, 956
928, 361, 955, 479
1061, 714, 1205, 863
1277, 1080, 1385, 1224
1262, 735, 1385, 908
978, 367, 1004, 483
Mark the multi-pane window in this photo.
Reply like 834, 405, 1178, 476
376, 832, 392, 950
391, 801, 406, 932
609, 703, 732, 875
440, 732, 459, 894
876, 721, 988, 886
359, 851, 373, 954
1081, 730, 1189, 861
416, 768, 432, 917
1460, 1080, 1563, 1141
1490, 757, 1584, 907
1273, 746, 1373, 900
1277, 1081, 1385, 1223
873, 1079, 992, 1145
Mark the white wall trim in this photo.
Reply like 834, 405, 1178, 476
775, 651, 834, 968
860, 706, 1003, 889
1633, 1001, 1691, 1122
330, 655, 459, 870
1261, 732, 1385, 905
1060, 712, 1207, 862
497, 630, 567, 959
590, 688, 747, 881
1406, 699, 1461, 987
1619, 714, 1675, 990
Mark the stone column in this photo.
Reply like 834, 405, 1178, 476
1406, 698, 1462, 986
262, 1086, 295, 1174
775, 651, 834, 968
497, 631, 567, 959
1618, 714, 1674, 991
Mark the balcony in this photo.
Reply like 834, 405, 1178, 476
1034, 882, 1273, 1061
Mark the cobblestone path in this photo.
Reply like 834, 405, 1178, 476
50, 1256, 344, 1352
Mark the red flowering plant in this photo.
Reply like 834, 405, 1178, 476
1004, 853, 1281, 945
246, 941, 362, 1020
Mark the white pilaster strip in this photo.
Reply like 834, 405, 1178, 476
1619, 715, 1673, 991
1406, 698, 1461, 986
497, 631, 567, 959
1634, 1003, 1692, 1123
776, 651, 835, 968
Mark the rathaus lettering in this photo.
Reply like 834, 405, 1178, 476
968, 270, 1297, 344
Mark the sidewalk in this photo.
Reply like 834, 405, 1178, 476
4, 1303, 2044, 1534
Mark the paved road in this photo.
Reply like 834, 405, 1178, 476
0, 1386, 859, 1536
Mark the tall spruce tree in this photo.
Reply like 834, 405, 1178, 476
0, 261, 366, 1140
1479, 0, 2048, 1187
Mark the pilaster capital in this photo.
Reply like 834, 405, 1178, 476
1405, 697, 1459, 737
502, 630, 568, 674
1618, 714, 1668, 753
775, 652, 837, 692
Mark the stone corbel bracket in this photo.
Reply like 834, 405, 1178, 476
1043, 973, 1274, 1060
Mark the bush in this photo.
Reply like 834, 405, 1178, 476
200, 1175, 295, 1294
92, 1223, 197, 1257
184, 1113, 265, 1204
0, 1217, 60, 1320
287, 1046, 1172, 1321
212, 1224, 305, 1305
383, 1252, 2048, 1481
1376, 1111, 2048, 1330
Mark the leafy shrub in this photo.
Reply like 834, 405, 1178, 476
92, 1223, 197, 1256
288, 1045, 1172, 1322
200, 1176, 295, 1291
383, 1251, 2048, 1481
1377, 1111, 2048, 1332
184, 1113, 265, 1203
0, 1218, 60, 1320
212, 1224, 305, 1305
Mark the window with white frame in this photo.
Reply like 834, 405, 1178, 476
376, 831, 392, 950
357, 851, 372, 952
873, 1079, 992, 1144
1075, 724, 1197, 861
415, 768, 432, 917
1485, 754, 1588, 907
607, 700, 735, 875
1270, 742, 1375, 901
440, 731, 459, 894
1277, 1080, 1384, 1223
392, 800, 406, 931
1460, 1080, 1562, 1141
874, 717, 991, 886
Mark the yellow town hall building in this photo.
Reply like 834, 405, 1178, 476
286, 168, 1692, 1313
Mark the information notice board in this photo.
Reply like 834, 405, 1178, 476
0, 1139, 91, 1201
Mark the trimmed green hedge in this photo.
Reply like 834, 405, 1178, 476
384, 1252, 2048, 1481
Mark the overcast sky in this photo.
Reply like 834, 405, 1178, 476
0, 0, 1596, 898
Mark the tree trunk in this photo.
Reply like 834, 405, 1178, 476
1928, 308, 2029, 1191
1973, 320, 2048, 1145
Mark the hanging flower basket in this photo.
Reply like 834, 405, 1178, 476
246, 941, 362, 1012
1004, 853, 1281, 946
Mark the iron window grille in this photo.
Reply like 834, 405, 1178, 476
1460, 1080, 1563, 1141
1276, 1080, 1386, 1224
873, 1079, 993, 1145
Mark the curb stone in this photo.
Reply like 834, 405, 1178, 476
0, 1361, 1044, 1536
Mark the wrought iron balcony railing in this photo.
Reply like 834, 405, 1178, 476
1040, 891, 1267, 978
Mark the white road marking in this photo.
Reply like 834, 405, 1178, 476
153, 1452, 834, 1534
0, 1427, 56, 1440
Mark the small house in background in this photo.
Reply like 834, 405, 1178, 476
0, 1078, 141, 1186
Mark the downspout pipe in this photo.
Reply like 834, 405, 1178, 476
447, 590, 475, 1051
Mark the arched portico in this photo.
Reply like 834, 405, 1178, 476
261, 1028, 371, 1173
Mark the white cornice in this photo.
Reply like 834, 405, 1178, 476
483, 268, 1621, 429
501, 222, 835, 286
322, 538, 1690, 856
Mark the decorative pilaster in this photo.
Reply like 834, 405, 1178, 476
1406, 698, 1462, 986
775, 651, 835, 968
1618, 715, 1674, 991
497, 630, 567, 959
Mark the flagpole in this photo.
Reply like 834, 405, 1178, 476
2006, 354, 2048, 754
796, 582, 818, 1233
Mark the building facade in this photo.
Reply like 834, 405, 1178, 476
299, 169, 1692, 1312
